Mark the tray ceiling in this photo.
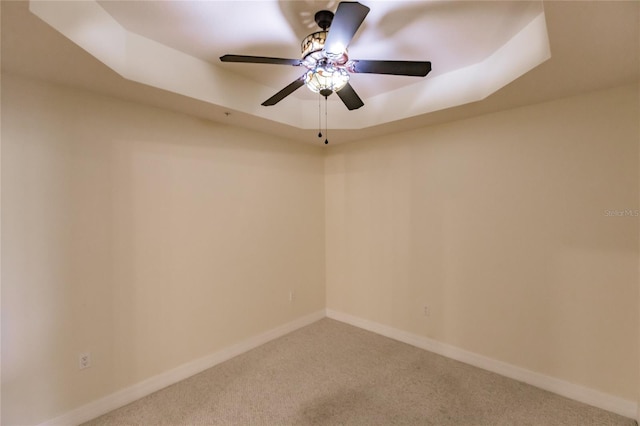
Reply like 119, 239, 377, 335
28, 0, 550, 130
2, 1, 638, 144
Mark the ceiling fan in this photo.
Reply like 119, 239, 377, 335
220, 1, 432, 111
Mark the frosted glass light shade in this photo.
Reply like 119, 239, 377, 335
305, 65, 350, 94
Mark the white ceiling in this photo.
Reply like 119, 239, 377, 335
95, 0, 543, 97
26, 0, 551, 131
1, 1, 638, 145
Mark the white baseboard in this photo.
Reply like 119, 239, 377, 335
39, 308, 637, 425
326, 309, 638, 420
39, 310, 325, 426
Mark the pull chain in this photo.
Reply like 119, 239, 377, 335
324, 95, 329, 145
317, 92, 322, 139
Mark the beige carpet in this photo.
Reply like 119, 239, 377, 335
84, 319, 634, 425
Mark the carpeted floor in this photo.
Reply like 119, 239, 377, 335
84, 319, 635, 425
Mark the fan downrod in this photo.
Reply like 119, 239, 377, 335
314, 10, 334, 30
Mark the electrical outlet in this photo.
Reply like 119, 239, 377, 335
79, 352, 91, 370
423, 306, 430, 317
289, 290, 295, 302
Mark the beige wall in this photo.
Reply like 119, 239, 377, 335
325, 84, 639, 401
2, 73, 638, 425
1, 74, 326, 425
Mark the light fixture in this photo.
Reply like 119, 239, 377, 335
301, 28, 349, 98
299, 16, 353, 145
304, 63, 350, 97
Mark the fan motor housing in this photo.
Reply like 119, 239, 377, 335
301, 31, 327, 59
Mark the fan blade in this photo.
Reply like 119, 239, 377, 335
351, 60, 432, 77
262, 77, 306, 106
324, 2, 370, 55
336, 82, 364, 110
220, 54, 302, 66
